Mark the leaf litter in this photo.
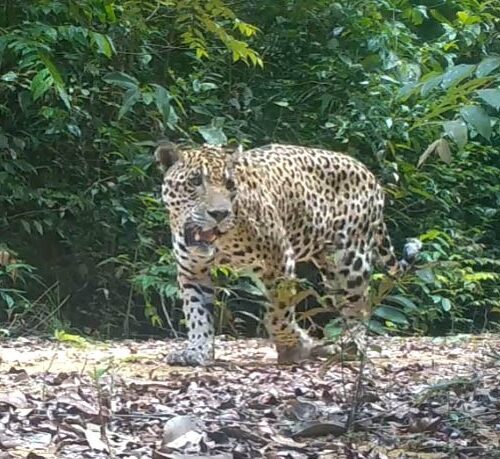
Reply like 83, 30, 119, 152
0, 334, 498, 458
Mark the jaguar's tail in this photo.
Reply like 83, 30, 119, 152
374, 221, 422, 276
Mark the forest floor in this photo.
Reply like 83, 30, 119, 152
0, 334, 498, 459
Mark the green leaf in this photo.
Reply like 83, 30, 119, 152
1, 71, 17, 82
0, 134, 8, 149
103, 72, 139, 90
373, 305, 409, 325
385, 295, 418, 311
200, 82, 217, 91
33, 221, 44, 235
20, 220, 31, 235
476, 89, 500, 110
38, 52, 64, 87
274, 100, 289, 107
324, 319, 343, 341
198, 125, 227, 145
443, 120, 467, 150
441, 64, 475, 89
367, 319, 387, 335
118, 88, 141, 119
91, 32, 114, 58
476, 56, 500, 78
460, 105, 491, 140
441, 298, 452, 312
420, 74, 442, 97
416, 268, 435, 284
152, 84, 171, 123
30, 69, 53, 101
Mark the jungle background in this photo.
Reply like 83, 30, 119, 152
1, 0, 499, 341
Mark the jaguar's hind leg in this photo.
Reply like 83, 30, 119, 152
263, 278, 316, 364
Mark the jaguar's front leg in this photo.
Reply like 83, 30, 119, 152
166, 272, 216, 366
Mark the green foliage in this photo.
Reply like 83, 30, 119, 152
0, 0, 498, 337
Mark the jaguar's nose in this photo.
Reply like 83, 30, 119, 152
208, 209, 230, 222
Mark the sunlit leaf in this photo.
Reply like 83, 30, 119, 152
441, 64, 474, 89
441, 298, 452, 312
460, 105, 491, 140
91, 32, 114, 58
443, 120, 467, 150
118, 88, 141, 119
198, 125, 227, 145
416, 268, 435, 284
476, 56, 500, 77
476, 89, 500, 110
103, 72, 139, 89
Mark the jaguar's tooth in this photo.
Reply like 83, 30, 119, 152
194, 233, 200, 241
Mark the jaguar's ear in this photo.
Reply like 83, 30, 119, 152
154, 142, 182, 171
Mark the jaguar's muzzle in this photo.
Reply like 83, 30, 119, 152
184, 222, 221, 249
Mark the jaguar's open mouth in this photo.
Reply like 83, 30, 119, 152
184, 223, 221, 248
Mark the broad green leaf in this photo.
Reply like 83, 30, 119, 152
373, 305, 409, 325
420, 74, 442, 96
118, 88, 140, 119
200, 82, 217, 91
91, 32, 114, 58
416, 268, 435, 284
21, 220, 31, 235
456, 11, 480, 25
33, 221, 43, 235
443, 120, 467, 150
2, 293, 14, 308
1, 71, 17, 82
152, 84, 171, 123
198, 125, 227, 145
441, 64, 474, 89
104, 2, 117, 22
398, 81, 418, 100
385, 295, 418, 311
274, 100, 289, 107
460, 105, 491, 140
441, 298, 452, 312
367, 319, 387, 335
30, 69, 53, 101
57, 87, 71, 110
38, 52, 64, 87
476, 56, 500, 78
476, 89, 500, 110
324, 320, 343, 341
103, 72, 139, 89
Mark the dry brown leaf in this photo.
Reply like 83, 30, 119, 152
0, 389, 29, 409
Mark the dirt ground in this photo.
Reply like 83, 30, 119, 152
0, 334, 498, 458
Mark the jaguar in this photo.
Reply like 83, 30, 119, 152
155, 142, 420, 366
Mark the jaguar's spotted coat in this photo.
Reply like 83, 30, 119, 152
155, 143, 420, 366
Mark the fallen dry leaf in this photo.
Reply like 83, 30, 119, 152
0, 335, 497, 458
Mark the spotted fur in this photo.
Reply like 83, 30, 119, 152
155, 143, 420, 366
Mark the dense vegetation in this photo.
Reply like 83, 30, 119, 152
1, 0, 498, 340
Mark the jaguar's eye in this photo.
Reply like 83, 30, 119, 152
189, 171, 203, 187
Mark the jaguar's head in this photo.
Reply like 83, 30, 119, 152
154, 142, 238, 255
